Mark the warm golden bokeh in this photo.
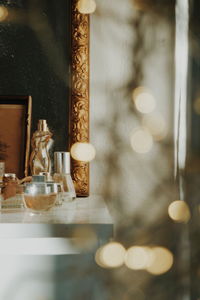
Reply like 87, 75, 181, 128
77, 0, 97, 14
146, 247, 174, 275
125, 246, 153, 270
132, 87, 156, 114
70, 142, 96, 162
95, 242, 126, 268
71, 226, 98, 251
130, 128, 153, 154
168, 200, 191, 223
125, 245, 174, 275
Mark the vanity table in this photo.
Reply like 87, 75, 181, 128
0, 196, 113, 299
0, 196, 113, 255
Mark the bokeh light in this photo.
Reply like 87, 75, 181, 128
142, 112, 167, 141
130, 128, 153, 154
146, 247, 173, 275
168, 200, 191, 223
95, 242, 126, 268
132, 87, 156, 114
77, 0, 96, 14
125, 246, 153, 270
72, 226, 97, 251
70, 142, 96, 162
0, 6, 8, 22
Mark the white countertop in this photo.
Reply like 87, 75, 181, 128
0, 195, 112, 224
0, 195, 113, 240
0, 196, 113, 254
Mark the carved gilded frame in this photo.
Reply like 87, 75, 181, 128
70, 0, 90, 197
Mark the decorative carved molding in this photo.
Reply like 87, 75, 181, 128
70, 0, 90, 197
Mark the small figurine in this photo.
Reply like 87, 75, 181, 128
29, 120, 53, 175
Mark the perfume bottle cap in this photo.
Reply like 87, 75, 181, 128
54, 152, 70, 174
24, 183, 49, 195
38, 119, 48, 131
39, 172, 52, 182
47, 182, 58, 194
32, 175, 45, 182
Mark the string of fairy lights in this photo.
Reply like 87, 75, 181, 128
90, 84, 190, 275
74, 0, 192, 276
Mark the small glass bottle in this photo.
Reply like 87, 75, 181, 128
23, 175, 57, 213
53, 152, 76, 202
2, 173, 18, 200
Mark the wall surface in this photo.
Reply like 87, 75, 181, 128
0, 0, 70, 150
0, 256, 55, 300
90, 0, 174, 221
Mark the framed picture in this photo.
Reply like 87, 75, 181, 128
0, 0, 90, 196
0, 96, 32, 179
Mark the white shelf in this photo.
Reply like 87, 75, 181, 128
0, 196, 113, 252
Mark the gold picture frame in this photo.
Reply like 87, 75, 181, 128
70, 0, 90, 197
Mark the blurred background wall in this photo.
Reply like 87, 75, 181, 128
90, 0, 175, 222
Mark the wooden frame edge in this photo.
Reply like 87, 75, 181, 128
70, 0, 90, 197
24, 96, 32, 177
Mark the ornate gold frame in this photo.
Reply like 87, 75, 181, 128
70, 0, 90, 197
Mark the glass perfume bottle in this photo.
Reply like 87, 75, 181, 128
29, 120, 53, 175
23, 175, 57, 213
53, 152, 76, 202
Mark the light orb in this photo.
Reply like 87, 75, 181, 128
146, 247, 173, 275
70, 142, 96, 162
72, 226, 97, 251
77, 0, 96, 14
168, 200, 191, 223
95, 242, 126, 268
125, 246, 153, 270
130, 128, 153, 154
132, 87, 156, 114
